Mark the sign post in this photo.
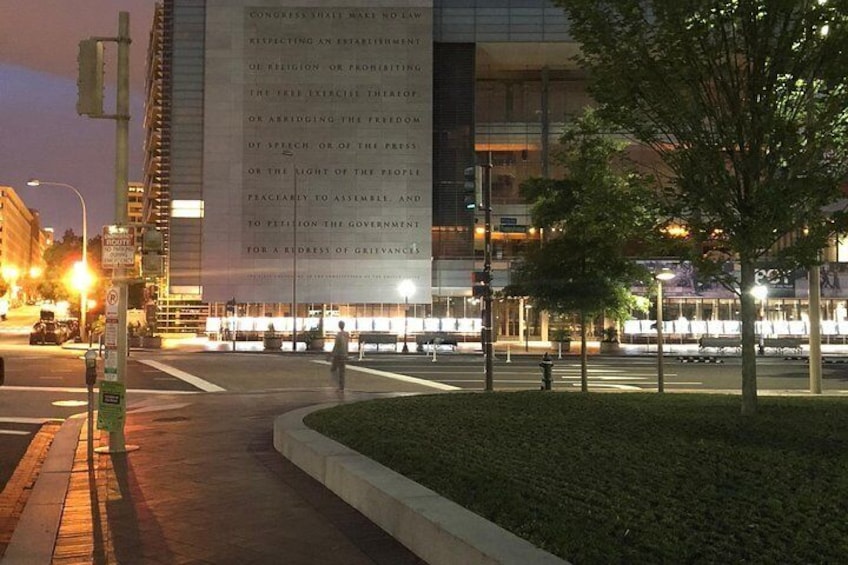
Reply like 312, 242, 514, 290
87, 13, 137, 454
102, 226, 135, 269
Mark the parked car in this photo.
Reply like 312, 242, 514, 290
58, 319, 81, 342
29, 321, 68, 345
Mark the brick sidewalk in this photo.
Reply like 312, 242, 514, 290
49, 391, 425, 564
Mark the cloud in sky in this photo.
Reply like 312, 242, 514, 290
0, 1, 155, 236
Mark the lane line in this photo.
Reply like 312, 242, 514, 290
0, 385, 198, 394
128, 402, 192, 414
0, 430, 31, 436
0, 417, 57, 424
313, 360, 460, 391
137, 359, 226, 392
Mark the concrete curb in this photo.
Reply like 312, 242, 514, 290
3, 415, 83, 564
273, 404, 567, 565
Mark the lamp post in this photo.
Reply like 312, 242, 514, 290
27, 179, 88, 341
751, 284, 768, 355
655, 269, 675, 393
281, 151, 298, 352
398, 279, 415, 353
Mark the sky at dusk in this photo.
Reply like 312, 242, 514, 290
0, 1, 157, 238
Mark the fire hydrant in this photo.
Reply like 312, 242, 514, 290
539, 352, 553, 391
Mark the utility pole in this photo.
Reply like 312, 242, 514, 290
79, 12, 135, 453
111, 11, 131, 452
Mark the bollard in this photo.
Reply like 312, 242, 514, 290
539, 352, 553, 391
358, 341, 364, 361
432, 343, 438, 363
506, 344, 511, 363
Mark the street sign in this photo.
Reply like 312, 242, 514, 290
97, 380, 126, 431
104, 349, 118, 379
102, 226, 135, 268
105, 287, 119, 318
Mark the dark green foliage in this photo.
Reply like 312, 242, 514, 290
509, 109, 659, 318
558, 0, 848, 414
306, 393, 848, 563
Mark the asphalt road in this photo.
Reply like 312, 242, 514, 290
350, 351, 848, 392
3, 303, 848, 493
0, 306, 201, 492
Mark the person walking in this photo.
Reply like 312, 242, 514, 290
330, 320, 350, 391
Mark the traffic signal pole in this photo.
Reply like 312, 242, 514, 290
483, 152, 494, 391
77, 12, 136, 453
110, 11, 131, 453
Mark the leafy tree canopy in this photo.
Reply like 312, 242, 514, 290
561, 0, 848, 284
508, 110, 661, 319
559, 0, 848, 413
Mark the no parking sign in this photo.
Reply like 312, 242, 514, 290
104, 287, 119, 378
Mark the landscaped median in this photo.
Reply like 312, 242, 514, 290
304, 392, 848, 564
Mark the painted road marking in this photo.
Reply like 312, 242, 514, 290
0, 385, 197, 394
137, 360, 226, 392
0, 430, 32, 436
314, 360, 460, 391
0, 417, 56, 424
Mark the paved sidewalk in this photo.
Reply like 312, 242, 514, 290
7, 389, 426, 565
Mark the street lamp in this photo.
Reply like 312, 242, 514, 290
280, 152, 298, 352
655, 269, 675, 393
27, 179, 89, 341
398, 279, 415, 353
751, 284, 768, 355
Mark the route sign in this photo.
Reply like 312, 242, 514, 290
102, 226, 135, 268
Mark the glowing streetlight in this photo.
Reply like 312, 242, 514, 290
655, 269, 676, 393
1, 265, 19, 282
70, 261, 95, 295
398, 279, 415, 353
751, 284, 768, 355
28, 179, 89, 340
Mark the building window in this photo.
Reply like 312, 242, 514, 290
170, 200, 204, 218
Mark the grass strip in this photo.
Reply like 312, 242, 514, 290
305, 392, 848, 564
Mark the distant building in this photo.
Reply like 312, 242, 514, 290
0, 186, 49, 304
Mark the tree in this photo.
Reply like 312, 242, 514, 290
508, 110, 660, 391
561, 0, 848, 414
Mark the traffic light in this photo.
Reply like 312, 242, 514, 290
472, 271, 489, 297
141, 228, 165, 276
77, 39, 104, 117
463, 166, 482, 211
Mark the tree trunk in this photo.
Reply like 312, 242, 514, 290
739, 258, 759, 416
580, 310, 589, 392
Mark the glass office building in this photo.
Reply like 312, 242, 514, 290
143, 0, 848, 344
143, 0, 586, 339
